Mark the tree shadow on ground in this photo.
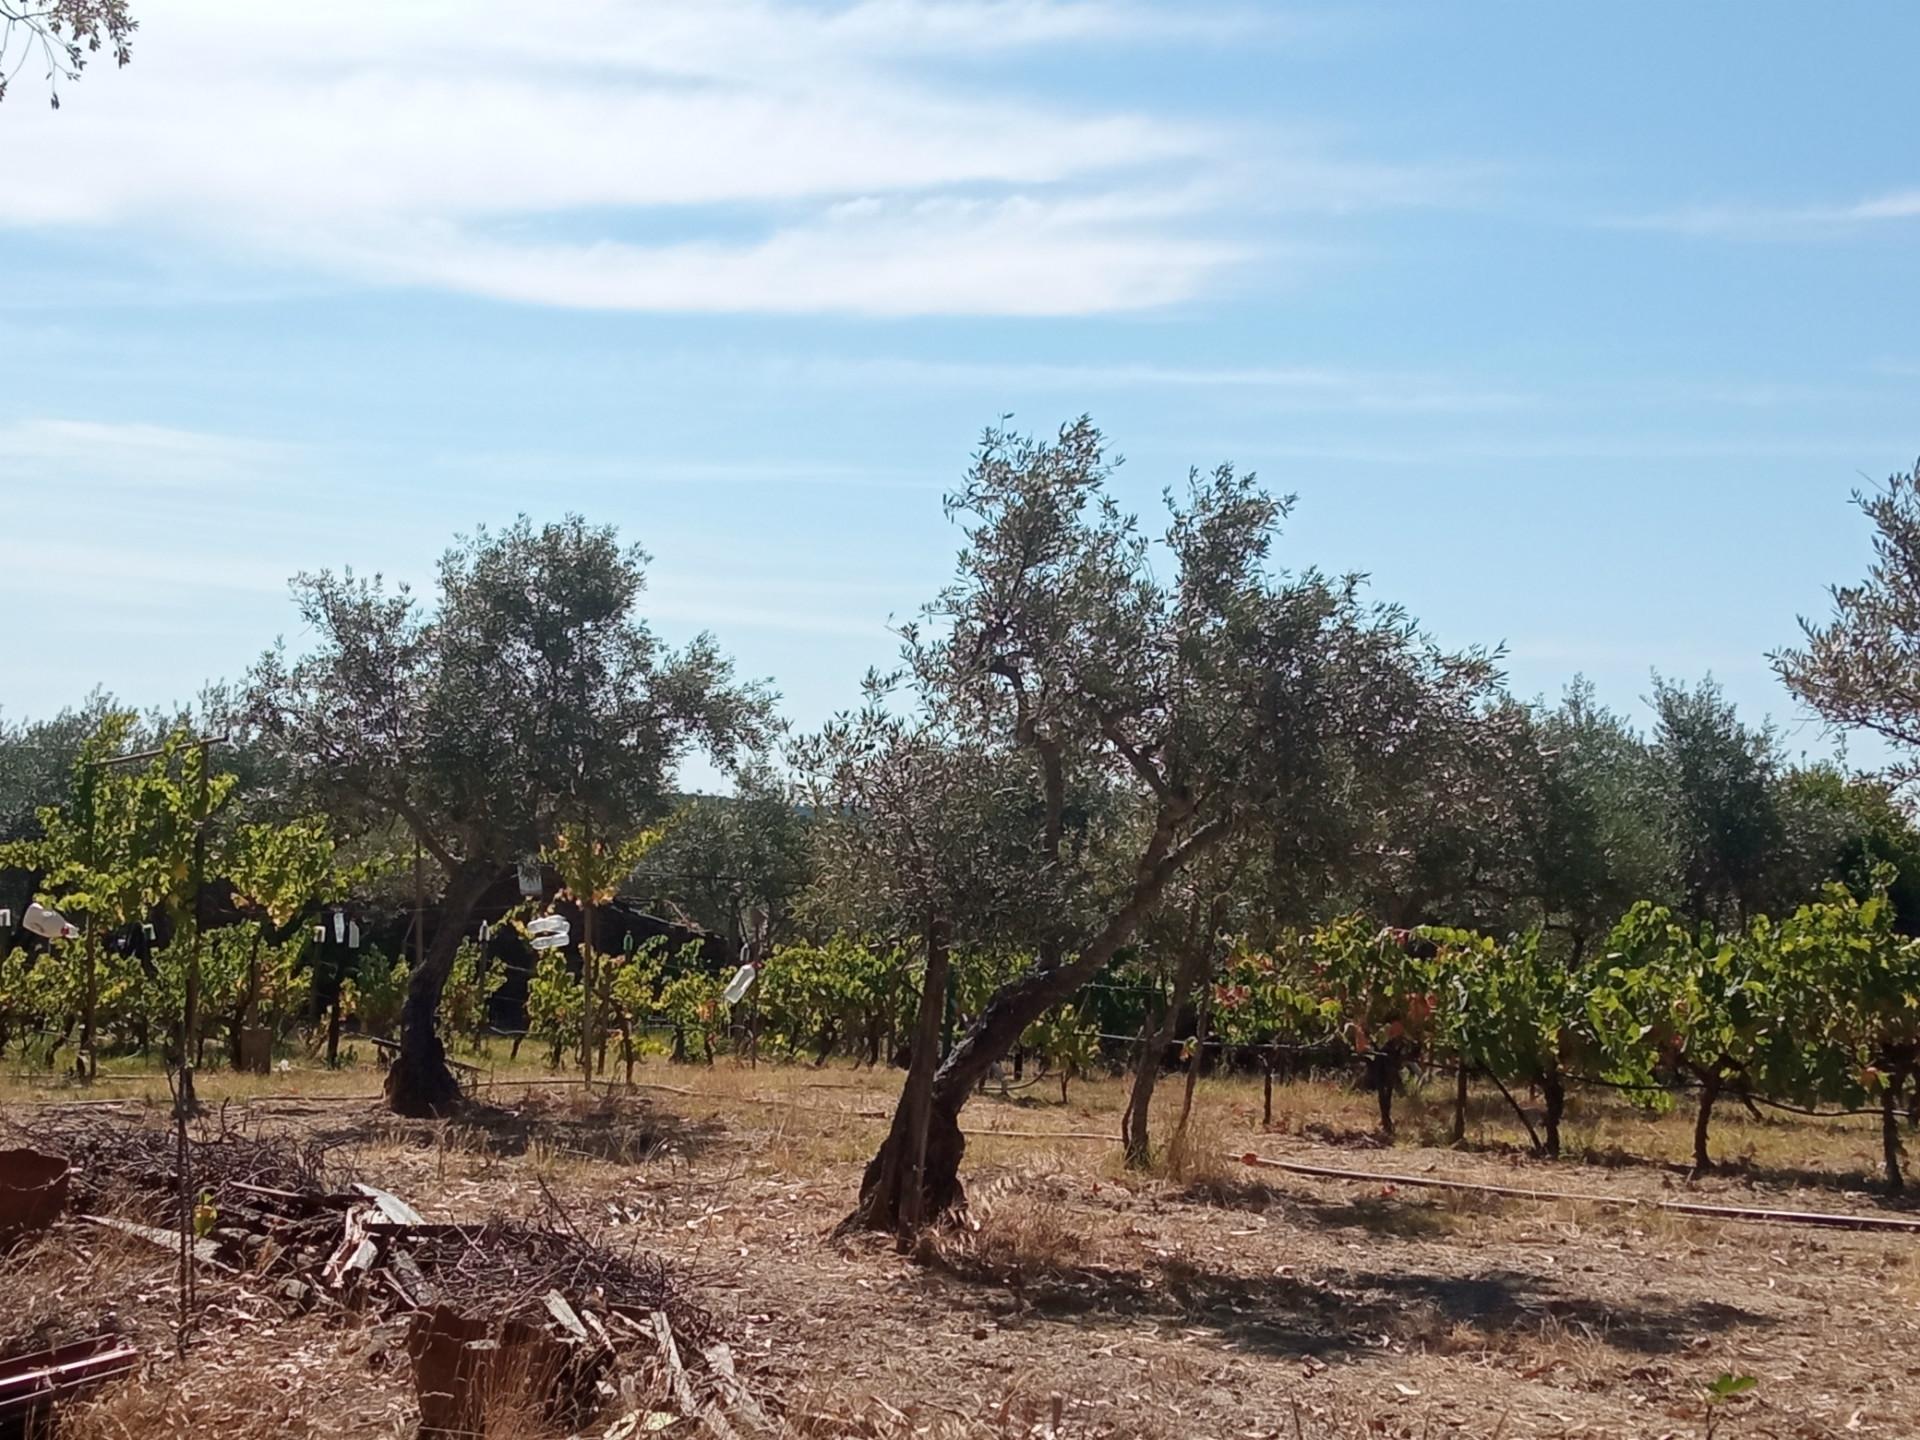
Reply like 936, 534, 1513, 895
313, 1094, 724, 1163
919, 1243, 1772, 1361
1175, 1175, 1483, 1239
1697, 1155, 1920, 1210
1212, 1136, 1920, 1216
1288, 1192, 1472, 1238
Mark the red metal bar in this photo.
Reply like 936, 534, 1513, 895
0, 1337, 139, 1417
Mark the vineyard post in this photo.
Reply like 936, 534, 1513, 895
1451, 1061, 1469, 1145
178, 734, 224, 1116
77, 762, 98, 1081
582, 808, 597, 1091
1263, 1044, 1275, 1127
80, 732, 227, 1101
87, 730, 227, 1353
744, 898, 767, 1070
747, 964, 760, 1071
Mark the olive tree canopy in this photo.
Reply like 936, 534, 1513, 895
1777, 465, 1920, 789
832, 419, 1505, 1227
247, 515, 773, 1114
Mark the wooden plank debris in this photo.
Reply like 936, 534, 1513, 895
649, 1311, 737, 1440
354, 1182, 426, 1226
84, 1214, 230, 1271
702, 1343, 773, 1432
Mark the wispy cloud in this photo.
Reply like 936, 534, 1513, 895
0, 418, 291, 489
0, 540, 294, 599
420, 450, 938, 490
784, 354, 1529, 411
1234, 435, 1916, 466
1611, 188, 1920, 237
0, 0, 1441, 315
329, 191, 1243, 316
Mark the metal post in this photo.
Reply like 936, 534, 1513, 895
79, 764, 98, 1081
745, 897, 760, 1070
175, 733, 226, 1352
177, 738, 214, 1116
581, 810, 597, 1090
71, 730, 222, 1354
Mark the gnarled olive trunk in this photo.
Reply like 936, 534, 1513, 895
852, 817, 1231, 1231
386, 859, 500, 1118
851, 916, 953, 1234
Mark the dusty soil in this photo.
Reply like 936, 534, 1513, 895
5, 1064, 1918, 1439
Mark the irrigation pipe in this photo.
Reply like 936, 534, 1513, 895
1237, 1151, 1920, 1235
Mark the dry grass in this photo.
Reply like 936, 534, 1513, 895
9, 1053, 1920, 1439
941, 1169, 1090, 1278
61, 1312, 416, 1440
0, 1219, 166, 1359
7, 1047, 1899, 1188
1154, 1111, 1236, 1193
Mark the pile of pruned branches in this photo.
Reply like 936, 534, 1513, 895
3, 1110, 758, 1436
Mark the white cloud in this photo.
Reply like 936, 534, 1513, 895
0, 420, 308, 609
0, 0, 1432, 315
0, 418, 291, 489
420, 450, 935, 490
1612, 188, 1920, 237
1236, 435, 1915, 465
785, 354, 1529, 411
322, 190, 1243, 315
0, 538, 293, 599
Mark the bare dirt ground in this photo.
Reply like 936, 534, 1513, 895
6, 1060, 1918, 1439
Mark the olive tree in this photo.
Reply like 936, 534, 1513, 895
1650, 675, 1786, 929
1777, 464, 1920, 790
247, 516, 772, 1115
1530, 679, 1677, 959
798, 711, 1030, 1232
639, 762, 812, 949
839, 419, 1503, 1228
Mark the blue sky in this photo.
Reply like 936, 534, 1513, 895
1, 2, 1915, 788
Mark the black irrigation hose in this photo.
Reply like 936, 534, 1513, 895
1734, 1092, 1886, 1121
1449, 1067, 1891, 1122
1551, 1069, 1884, 1119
